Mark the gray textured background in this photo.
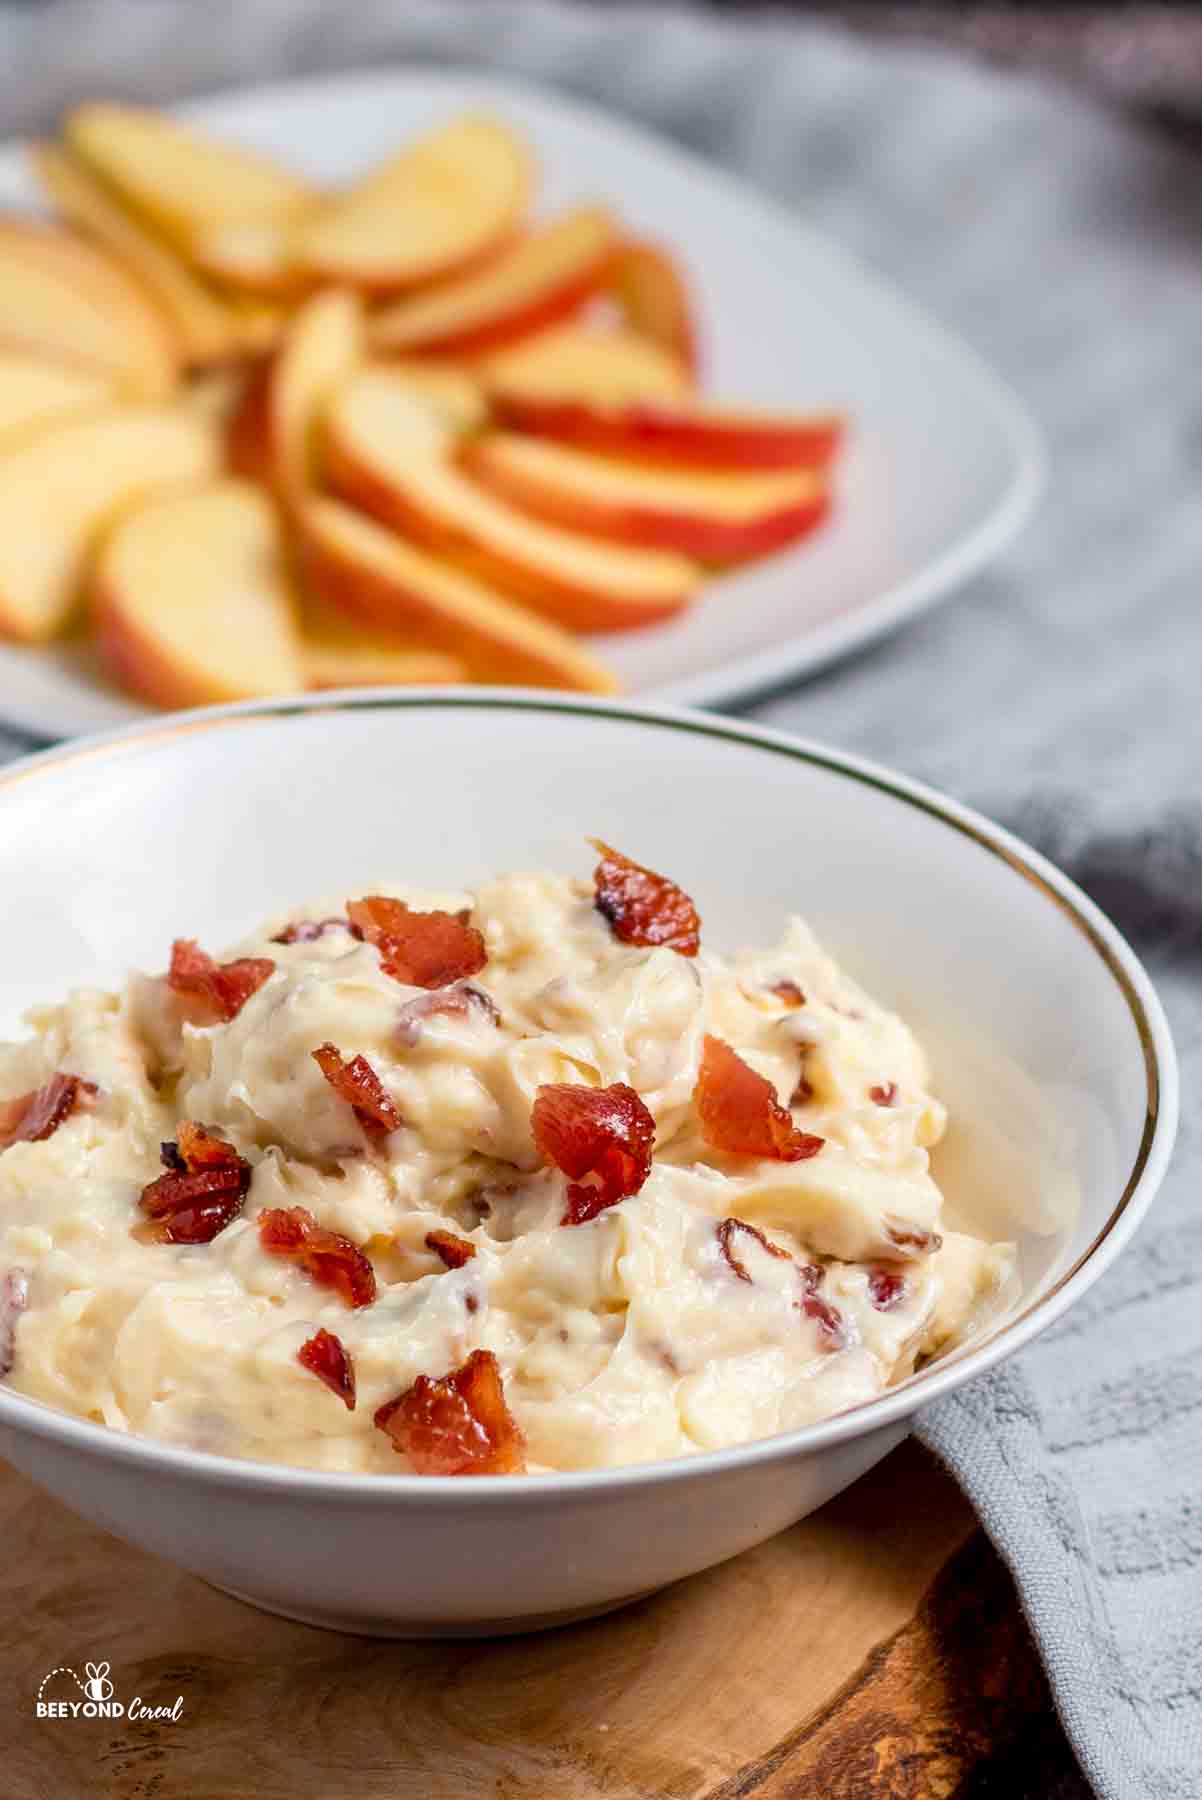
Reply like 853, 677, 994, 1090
1, 6, 1199, 1796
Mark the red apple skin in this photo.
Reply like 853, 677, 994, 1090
489, 396, 845, 470
294, 508, 618, 694
226, 358, 273, 486
93, 580, 214, 709
375, 247, 615, 359
323, 432, 689, 633
609, 239, 700, 378
460, 442, 832, 563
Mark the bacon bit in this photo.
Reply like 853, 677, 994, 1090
167, 939, 274, 1023
258, 1205, 377, 1308
374, 1349, 524, 1475
426, 1229, 477, 1270
346, 897, 486, 990
869, 1082, 898, 1107
885, 1219, 942, 1255
0, 1073, 96, 1153
590, 839, 700, 956
868, 1267, 907, 1311
312, 1042, 402, 1138
531, 1081, 656, 1226
298, 1327, 356, 1409
716, 1216, 791, 1282
137, 1122, 252, 1245
716, 1220, 844, 1348
695, 1036, 824, 1162
395, 981, 501, 1047
0, 1269, 29, 1377
797, 1262, 848, 1348
271, 917, 349, 945
771, 980, 806, 1007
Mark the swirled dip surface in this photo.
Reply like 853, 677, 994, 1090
0, 856, 1013, 1474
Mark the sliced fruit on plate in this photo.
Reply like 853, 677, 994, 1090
481, 326, 691, 420
497, 392, 844, 470
228, 287, 364, 496
295, 494, 617, 694
65, 102, 314, 255
462, 432, 830, 562
300, 609, 465, 689
371, 207, 617, 357
31, 141, 239, 367
608, 239, 699, 375
0, 405, 218, 642
0, 219, 178, 396
323, 367, 698, 629
295, 115, 532, 294
0, 350, 113, 448
93, 479, 305, 707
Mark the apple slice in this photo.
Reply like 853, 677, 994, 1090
31, 141, 239, 367
609, 239, 699, 375
66, 103, 313, 256
296, 495, 617, 695
295, 115, 532, 295
0, 405, 218, 642
384, 362, 490, 436
0, 219, 178, 396
93, 480, 304, 707
498, 392, 844, 471
0, 351, 113, 448
191, 213, 311, 298
482, 325, 692, 411
371, 207, 616, 357
463, 433, 830, 562
228, 288, 363, 497
300, 610, 465, 690
323, 367, 697, 629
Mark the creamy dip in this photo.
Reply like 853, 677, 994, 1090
0, 856, 1014, 1474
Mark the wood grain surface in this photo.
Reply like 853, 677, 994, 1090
0, 1438, 1089, 1799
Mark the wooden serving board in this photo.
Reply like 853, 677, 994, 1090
0, 1439, 1088, 1799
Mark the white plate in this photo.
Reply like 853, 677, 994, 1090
0, 68, 1043, 738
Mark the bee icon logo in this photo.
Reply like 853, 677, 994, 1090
84, 1663, 113, 1703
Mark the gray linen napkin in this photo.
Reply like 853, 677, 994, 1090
1, 6, 1199, 1795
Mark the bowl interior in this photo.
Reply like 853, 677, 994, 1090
0, 697, 1154, 1336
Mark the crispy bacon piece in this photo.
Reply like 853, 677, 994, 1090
695, 1035, 824, 1161
298, 1327, 356, 1409
374, 1349, 524, 1475
716, 1215, 791, 1282
426, 1229, 477, 1270
716, 1218, 844, 1348
312, 1042, 402, 1137
868, 1267, 907, 1311
869, 1082, 898, 1107
167, 939, 274, 1023
771, 980, 806, 1006
346, 897, 486, 990
531, 1081, 656, 1226
0, 1073, 96, 1153
590, 839, 700, 956
885, 1218, 942, 1255
258, 1205, 377, 1308
395, 981, 501, 1047
137, 1121, 252, 1244
271, 917, 349, 945
0, 1268, 29, 1377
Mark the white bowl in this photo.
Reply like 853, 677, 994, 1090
0, 693, 1176, 1636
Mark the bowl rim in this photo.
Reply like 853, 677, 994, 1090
0, 689, 1179, 1502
